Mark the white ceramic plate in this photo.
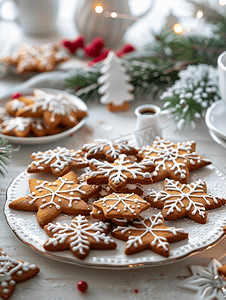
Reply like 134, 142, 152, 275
208, 129, 226, 149
4, 165, 226, 269
0, 88, 88, 144
205, 100, 226, 140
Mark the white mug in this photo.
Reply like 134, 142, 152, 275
218, 51, 226, 109
0, 0, 59, 35
134, 104, 172, 147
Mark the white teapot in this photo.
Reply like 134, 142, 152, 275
74, 0, 156, 47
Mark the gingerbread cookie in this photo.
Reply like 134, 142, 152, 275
146, 179, 226, 224
82, 138, 138, 162
138, 137, 211, 184
27, 147, 89, 176
112, 212, 188, 257
2, 43, 69, 74
9, 171, 101, 227
87, 154, 155, 192
16, 89, 87, 128
92, 193, 150, 220
43, 215, 117, 260
1, 117, 32, 137
0, 248, 39, 300
6, 96, 34, 116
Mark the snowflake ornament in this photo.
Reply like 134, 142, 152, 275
27, 146, 89, 176
139, 136, 211, 184
178, 259, 226, 300
9, 171, 101, 227
92, 193, 151, 219
112, 212, 188, 257
87, 154, 155, 192
44, 215, 117, 260
0, 248, 39, 300
146, 179, 226, 223
82, 138, 138, 162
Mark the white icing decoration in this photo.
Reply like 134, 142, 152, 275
90, 154, 153, 185
139, 137, 210, 179
94, 193, 148, 215
83, 138, 136, 159
113, 212, 186, 252
2, 117, 32, 132
28, 177, 87, 209
45, 215, 115, 255
29, 147, 88, 172
151, 179, 224, 218
10, 99, 25, 111
24, 89, 79, 121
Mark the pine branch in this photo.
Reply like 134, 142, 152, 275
0, 137, 12, 176
64, 56, 180, 101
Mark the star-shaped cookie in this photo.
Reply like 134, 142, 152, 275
139, 136, 211, 183
92, 193, 151, 219
145, 179, 226, 223
87, 154, 155, 192
27, 147, 89, 176
82, 138, 138, 162
44, 215, 117, 260
9, 171, 101, 227
0, 248, 39, 300
112, 212, 188, 257
16, 89, 87, 128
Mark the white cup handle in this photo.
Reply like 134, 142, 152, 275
0, 0, 17, 22
158, 110, 172, 129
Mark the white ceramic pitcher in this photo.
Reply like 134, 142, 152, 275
74, 0, 156, 47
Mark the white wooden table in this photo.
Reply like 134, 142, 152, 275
1, 1, 226, 299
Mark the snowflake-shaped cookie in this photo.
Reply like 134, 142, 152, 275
27, 147, 89, 176
112, 212, 188, 256
178, 259, 226, 300
44, 215, 117, 260
92, 193, 150, 219
139, 136, 211, 183
82, 138, 138, 162
0, 248, 39, 300
9, 171, 101, 227
6, 96, 34, 116
146, 179, 226, 223
1, 117, 33, 137
87, 154, 155, 192
16, 89, 87, 128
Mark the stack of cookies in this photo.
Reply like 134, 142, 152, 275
8, 137, 226, 260
0, 89, 87, 138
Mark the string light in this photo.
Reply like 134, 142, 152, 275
95, 5, 104, 14
196, 10, 203, 19
219, 0, 226, 5
93, 4, 139, 21
173, 23, 184, 34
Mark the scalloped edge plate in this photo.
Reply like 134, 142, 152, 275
0, 88, 88, 144
4, 165, 226, 269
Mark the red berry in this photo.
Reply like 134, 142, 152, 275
77, 281, 88, 292
88, 48, 111, 66
134, 289, 138, 293
84, 36, 105, 58
116, 43, 135, 57
12, 92, 21, 99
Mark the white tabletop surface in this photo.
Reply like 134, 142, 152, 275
1, 1, 226, 299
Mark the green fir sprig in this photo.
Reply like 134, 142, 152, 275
64, 57, 180, 101
0, 137, 12, 176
